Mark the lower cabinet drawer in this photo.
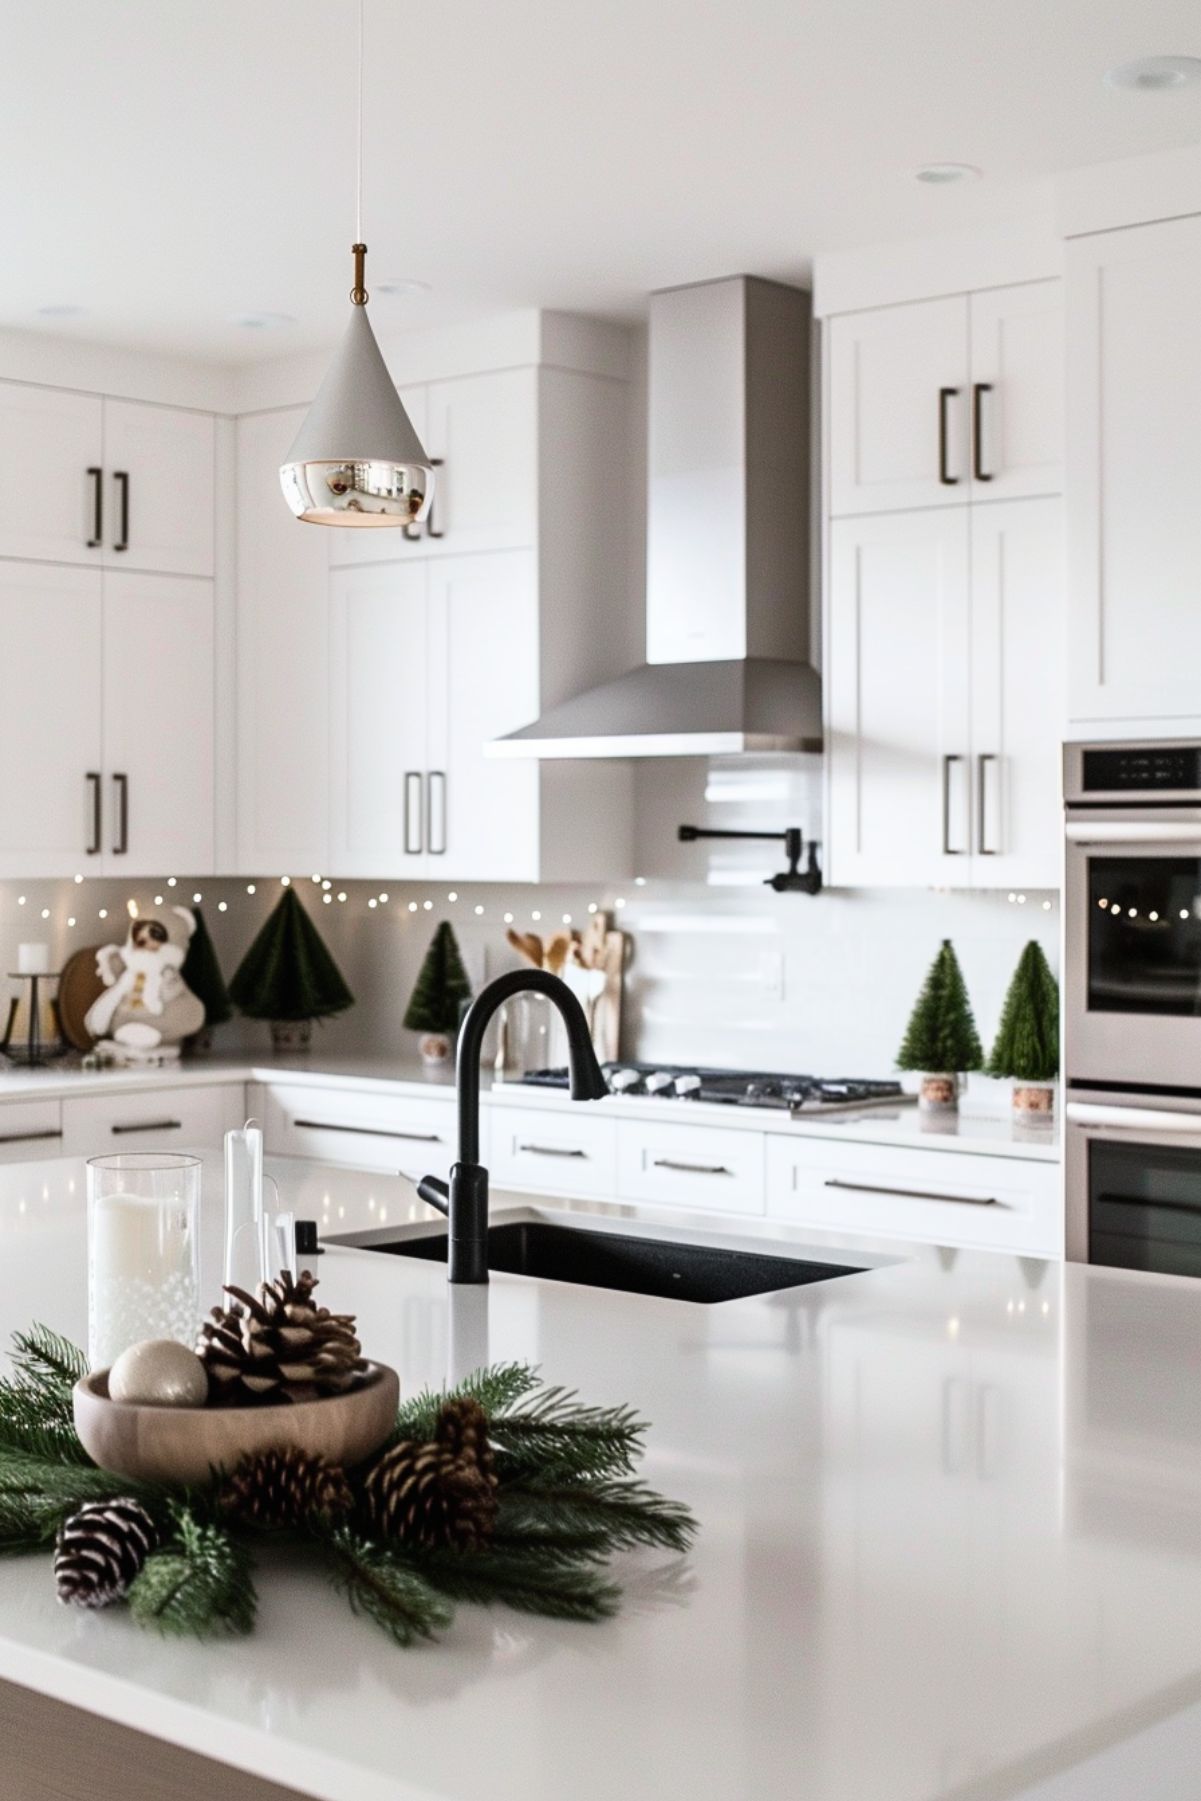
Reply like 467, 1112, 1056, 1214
766, 1134, 1060, 1255
261, 1085, 459, 1180
617, 1120, 765, 1215
0, 1099, 63, 1162
61, 1084, 246, 1157
489, 1107, 617, 1198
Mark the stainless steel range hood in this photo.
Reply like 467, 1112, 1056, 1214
490, 275, 819, 760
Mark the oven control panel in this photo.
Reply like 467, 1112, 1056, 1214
1082, 747, 1201, 793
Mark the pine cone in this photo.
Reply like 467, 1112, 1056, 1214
436, 1397, 497, 1490
362, 1433, 497, 1551
55, 1498, 158, 1609
197, 1269, 367, 1406
220, 1447, 352, 1530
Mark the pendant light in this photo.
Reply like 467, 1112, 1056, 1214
280, 0, 434, 528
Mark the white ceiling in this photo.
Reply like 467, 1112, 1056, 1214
3, 0, 1201, 363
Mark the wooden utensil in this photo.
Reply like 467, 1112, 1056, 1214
543, 930, 572, 974
56, 946, 106, 1052
506, 928, 543, 968
578, 911, 609, 969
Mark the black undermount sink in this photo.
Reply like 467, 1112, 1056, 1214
363, 1219, 862, 1305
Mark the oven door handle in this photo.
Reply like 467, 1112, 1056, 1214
1065, 821, 1201, 845
1066, 1101, 1201, 1136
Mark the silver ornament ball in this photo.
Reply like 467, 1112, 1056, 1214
108, 1339, 208, 1407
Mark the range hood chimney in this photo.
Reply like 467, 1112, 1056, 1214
490, 275, 821, 759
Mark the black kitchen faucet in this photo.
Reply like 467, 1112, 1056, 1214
416, 969, 609, 1283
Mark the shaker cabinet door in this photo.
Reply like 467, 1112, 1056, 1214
826, 510, 971, 887
0, 383, 103, 566
828, 297, 969, 516
102, 400, 215, 577
968, 282, 1063, 502
0, 562, 103, 876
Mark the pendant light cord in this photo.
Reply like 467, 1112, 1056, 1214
355, 0, 364, 244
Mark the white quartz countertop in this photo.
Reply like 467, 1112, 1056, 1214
0, 1052, 1059, 1160
0, 1151, 1190, 1800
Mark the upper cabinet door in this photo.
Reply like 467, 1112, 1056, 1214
102, 401, 215, 577
0, 563, 103, 876
0, 383, 103, 566
969, 499, 1065, 889
426, 551, 540, 882
828, 297, 969, 516
328, 560, 430, 877
826, 509, 971, 887
101, 572, 214, 876
236, 407, 330, 875
1067, 217, 1201, 727
969, 282, 1063, 502
326, 385, 427, 569
423, 370, 538, 555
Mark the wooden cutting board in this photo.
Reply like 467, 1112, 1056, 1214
56, 946, 105, 1052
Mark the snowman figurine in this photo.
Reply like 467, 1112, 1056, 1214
84, 906, 206, 1065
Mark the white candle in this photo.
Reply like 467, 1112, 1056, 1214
17, 943, 49, 975
88, 1190, 198, 1371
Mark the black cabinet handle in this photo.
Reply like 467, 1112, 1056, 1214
942, 754, 965, 854
111, 1118, 183, 1135
86, 772, 102, 856
427, 771, 446, 856
938, 388, 960, 485
425, 457, 445, 539
652, 1158, 732, 1176
404, 771, 423, 854
292, 1119, 442, 1144
824, 1178, 997, 1207
112, 773, 129, 855
972, 383, 994, 482
0, 1128, 62, 1146
86, 467, 103, 548
517, 1143, 588, 1159
113, 471, 129, 551
977, 753, 998, 855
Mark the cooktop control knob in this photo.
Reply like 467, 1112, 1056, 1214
674, 1075, 702, 1097
609, 1068, 642, 1093
645, 1071, 676, 1094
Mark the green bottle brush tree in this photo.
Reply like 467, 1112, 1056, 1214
986, 940, 1060, 1120
228, 887, 354, 1053
180, 906, 232, 1051
404, 921, 472, 1065
896, 939, 983, 1111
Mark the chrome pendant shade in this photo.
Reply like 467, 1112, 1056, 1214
280, 245, 434, 528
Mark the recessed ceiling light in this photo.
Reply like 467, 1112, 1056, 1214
36, 304, 86, 318
230, 311, 297, 331
1106, 55, 1201, 91
374, 278, 432, 298
915, 163, 981, 185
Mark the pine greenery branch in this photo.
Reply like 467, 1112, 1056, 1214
496, 1479, 697, 1556
412, 1542, 621, 1623
0, 1453, 159, 1550
324, 1526, 453, 1647
0, 1326, 90, 1465
897, 939, 983, 1075
986, 939, 1060, 1082
390, 1362, 540, 1444
11, 1325, 87, 1393
127, 1506, 256, 1639
491, 1392, 647, 1484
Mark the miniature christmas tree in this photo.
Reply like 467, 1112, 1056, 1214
404, 922, 472, 1037
986, 941, 1059, 1083
180, 906, 232, 1030
228, 888, 353, 1024
896, 939, 983, 1076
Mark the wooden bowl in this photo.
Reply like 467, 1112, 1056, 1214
73, 1363, 400, 1485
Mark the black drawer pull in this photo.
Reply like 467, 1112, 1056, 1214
0, 1129, 63, 1146
653, 1158, 732, 1176
517, 1143, 587, 1158
293, 1118, 442, 1144
111, 1119, 183, 1135
824, 1177, 997, 1207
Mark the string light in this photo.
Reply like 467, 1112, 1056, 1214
280, 875, 291, 886
1182, 909, 1191, 920
322, 879, 332, 890
125, 900, 137, 919
98, 908, 107, 920
615, 897, 626, 909
73, 873, 82, 885
634, 877, 647, 886
246, 883, 256, 894
192, 892, 202, 904
337, 891, 347, 903
40, 908, 50, 919
218, 901, 228, 913
562, 913, 572, 924
504, 912, 514, 924
407, 901, 417, 913
531, 910, 541, 922
154, 894, 163, 905
311, 874, 321, 884
587, 902, 598, 914
422, 899, 432, 910
474, 904, 484, 915
67, 917, 75, 928
379, 892, 389, 903
167, 877, 177, 887
368, 899, 377, 909
17, 896, 25, 906
323, 893, 332, 904
447, 891, 458, 902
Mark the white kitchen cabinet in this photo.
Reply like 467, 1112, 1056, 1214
827, 509, 972, 887
827, 500, 1063, 890
329, 560, 429, 876
616, 1118, 766, 1214
100, 401, 215, 577
490, 1105, 617, 1198
101, 572, 214, 875
0, 563, 103, 877
60, 1084, 245, 1158
0, 1100, 64, 1163
827, 283, 1061, 517
0, 383, 103, 565
968, 283, 1063, 502
327, 369, 537, 567
1066, 215, 1201, 728
236, 405, 330, 874
259, 1083, 460, 1182
969, 499, 1064, 888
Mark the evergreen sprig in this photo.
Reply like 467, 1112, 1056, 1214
411, 1542, 621, 1623
490, 1390, 647, 1483
127, 1505, 256, 1638
0, 1325, 91, 1464
0, 1452, 152, 1551
325, 1526, 453, 1646
497, 1479, 697, 1555
391, 1362, 540, 1443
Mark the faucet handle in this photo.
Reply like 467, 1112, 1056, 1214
416, 1174, 450, 1217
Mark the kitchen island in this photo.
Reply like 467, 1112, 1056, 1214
0, 1152, 1196, 1801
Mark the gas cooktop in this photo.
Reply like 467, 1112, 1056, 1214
517, 1062, 913, 1116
